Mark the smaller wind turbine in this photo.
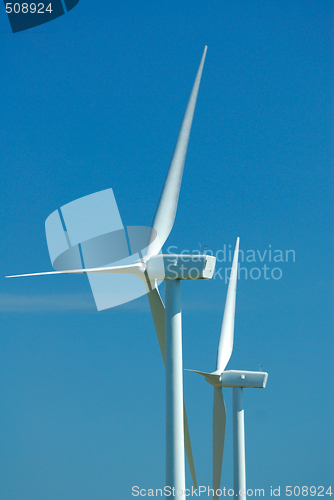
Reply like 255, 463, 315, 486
189, 238, 268, 500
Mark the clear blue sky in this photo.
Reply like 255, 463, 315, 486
1, 1, 333, 499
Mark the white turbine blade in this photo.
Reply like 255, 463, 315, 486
216, 237, 240, 373
6, 262, 145, 279
183, 401, 198, 490
146, 46, 207, 259
213, 386, 226, 500
147, 285, 166, 361
147, 285, 197, 488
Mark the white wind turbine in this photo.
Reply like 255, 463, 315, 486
190, 238, 268, 500
7, 46, 214, 497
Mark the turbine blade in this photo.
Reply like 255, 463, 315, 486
147, 285, 197, 488
6, 262, 145, 279
147, 285, 166, 362
146, 47, 207, 258
216, 237, 240, 373
213, 386, 226, 500
183, 400, 198, 490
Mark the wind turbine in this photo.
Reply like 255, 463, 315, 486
190, 238, 268, 500
7, 46, 214, 497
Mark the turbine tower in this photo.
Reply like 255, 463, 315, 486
190, 238, 268, 500
7, 47, 212, 497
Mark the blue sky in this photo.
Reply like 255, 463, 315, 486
0, 1, 333, 499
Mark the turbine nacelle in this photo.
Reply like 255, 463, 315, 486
189, 369, 268, 388
146, 254, 216, 281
